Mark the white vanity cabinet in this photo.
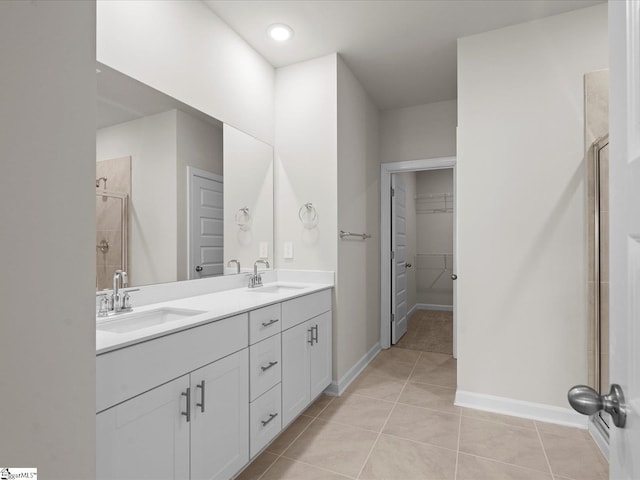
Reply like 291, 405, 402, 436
248, 304, 283, 457
281, 290, 332, 427
96, 314, 249, 480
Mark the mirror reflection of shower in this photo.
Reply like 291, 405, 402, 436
95, 156, 130, 290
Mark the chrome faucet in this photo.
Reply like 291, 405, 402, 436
227, 259, 241, 274
96, 270, 138, 317
248, 259, 270, 288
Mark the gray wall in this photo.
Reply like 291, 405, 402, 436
0, 1, 96, 477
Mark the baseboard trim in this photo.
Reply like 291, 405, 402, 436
324, 342, 381, 396
407, 304, 418, 317
589, 416, 610, 460
416, 303, 453, 312
455, 390, 589, 428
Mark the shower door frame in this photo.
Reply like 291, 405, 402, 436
380, 156, 457, 354
96, 190, 129, 289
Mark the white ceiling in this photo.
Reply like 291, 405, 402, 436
205, 0, 605, 110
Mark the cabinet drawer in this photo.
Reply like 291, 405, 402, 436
282, 289, 331, 330
249, 334, 281, 401
250, 383, 282, 458
97, 313, 248, 413
249, 304, 282, 345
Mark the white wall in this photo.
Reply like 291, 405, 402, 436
415, 169, 454, 307
336, 56, 381, 380
223, 124, 274, 270
176, 111, 223, 280
275, 54, 338, 272
97, 110, 178, 287
0, 1, 96, 476
381, 100, 457, 163
457, 4, 608, 408
97, 0, 274, 144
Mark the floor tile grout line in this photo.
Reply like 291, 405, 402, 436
456, 451, 559, 477
278, 455, 357, 479
534, 421, 556, 477
453, 409, 463, 480
354, 349, 425, 479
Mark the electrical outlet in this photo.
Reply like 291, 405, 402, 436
259, 242, 268, 259
283, 241, 294, 259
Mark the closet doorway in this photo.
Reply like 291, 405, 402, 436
380, 156, 457, 357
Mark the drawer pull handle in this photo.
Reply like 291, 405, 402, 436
312, 324, 318, 344
261, 360, 279, 372
181, 388, 191, 422
308, 328, 313, 345
261, 319, 279, 327
196, 380, 205, 413
261, 412, 278, 427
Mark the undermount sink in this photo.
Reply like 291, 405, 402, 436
248, 284, 306, 294
97, 307, 206, 334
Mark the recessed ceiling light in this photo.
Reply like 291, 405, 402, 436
268, 24, 293, 42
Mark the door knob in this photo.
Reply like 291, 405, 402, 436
405, 262, 412, 268
568, 384, 627, 428
451, 274, 457, 280
195, 265, 203, 272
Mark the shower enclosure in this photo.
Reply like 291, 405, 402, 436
96, 189, 129, 290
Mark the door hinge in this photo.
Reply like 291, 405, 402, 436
391, 187, 395, 197
391, 251, 395, 259
391, 313, 395, 323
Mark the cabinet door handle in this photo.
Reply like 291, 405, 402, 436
181, 387, 191, 422
308, 328, 313, 345
261, 360, 279, 372
261, 412, 278, 427
261, 318, 279, 327
312, 324, 318, 344
196, 380, 205, 413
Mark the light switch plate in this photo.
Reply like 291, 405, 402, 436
283, 241, 293, 259
259, 242, 268, 259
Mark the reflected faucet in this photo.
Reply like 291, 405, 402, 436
228, 259, 241, 274
113, 270, 128, 313
249, 259, 270, 288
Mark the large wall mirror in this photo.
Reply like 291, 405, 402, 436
96, 64, 273, 290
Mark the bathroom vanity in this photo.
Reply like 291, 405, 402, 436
95, 280, 332, 480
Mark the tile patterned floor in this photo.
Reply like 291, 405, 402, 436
237, 347, 608, 480
395, 310, 453, 354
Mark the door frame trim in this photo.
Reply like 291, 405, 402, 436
380, 157, 457, 351
187, 167, 223, 280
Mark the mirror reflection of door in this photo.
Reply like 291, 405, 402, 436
189, 168, 224, 279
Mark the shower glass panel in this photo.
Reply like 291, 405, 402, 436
96, 191, 128, 290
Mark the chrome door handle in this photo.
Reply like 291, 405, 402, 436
261, 360, 279, 372
181, 387, 191, 422
195, 265, 203, 272
568, 384, 626, 428
405, 262, 412, 268
196, 380, 205, 413
261, 412, 278, 427
451, 274, 457, 280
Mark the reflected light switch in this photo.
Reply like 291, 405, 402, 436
283, 241, 293, 259
259, 242, 268, 259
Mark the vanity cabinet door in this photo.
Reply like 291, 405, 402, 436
281, 320, 312, 427
309, 312, 332, 399
190, 349, 249, 480
96, 375, 190, 480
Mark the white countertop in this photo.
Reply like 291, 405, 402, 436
96, 281, 332, 355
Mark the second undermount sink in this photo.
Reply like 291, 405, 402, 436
97, 307, 206, 334
248, 284, 306, 294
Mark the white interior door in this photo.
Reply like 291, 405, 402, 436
610, 1, 640, 478
391, 175, 408, 343
189, 168, 223, 279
